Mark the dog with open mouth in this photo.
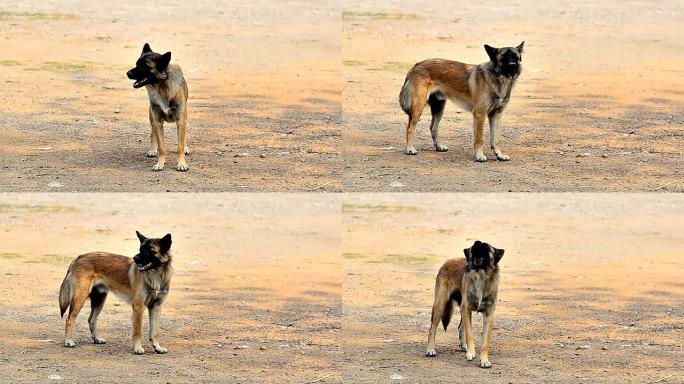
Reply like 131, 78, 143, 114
126, 43, 190, 171
59, 231, 173, 354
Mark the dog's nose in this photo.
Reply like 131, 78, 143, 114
126, 69, 135, 79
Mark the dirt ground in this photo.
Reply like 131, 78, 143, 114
342, 1, 684, 192
0, 1, 340, 192
342, 194, 684, 383
0, 194, 341, 383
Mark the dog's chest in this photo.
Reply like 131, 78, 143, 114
468, 291, 495, 312
144, 285, 169, 307
147, 87, 178, 121
466, 272, 497, 312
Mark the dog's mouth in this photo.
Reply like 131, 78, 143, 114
137, 261, 155, 272
132, 78, 150, 88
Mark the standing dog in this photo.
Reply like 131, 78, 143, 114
399, 42, 524, 161
59, 231, 173, 354
425, 241, 504, 368
127, 43, 190, 171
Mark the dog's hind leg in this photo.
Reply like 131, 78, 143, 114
426, 280, 450, 357
405, 84, 428, 155
428, 92, 448, 152
88, 284, 108, 344
488, 110, 509, 161
148, 304, 167, 354
458, 313, 467, 351
64, 279, 90, 348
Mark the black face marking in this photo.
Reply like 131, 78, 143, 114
132, 232, 172, 272
125, 45, 172, 89
484, 43, 523, 78
499, 49, 521, 77
470, 241, 492, 270
465, 240, 503, 271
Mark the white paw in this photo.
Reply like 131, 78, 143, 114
425, 348, 437, 357
64, 340, 76, 348
475, 153, 488, 162
406, 147, 418, 155
93, 338, 107, 344
152, 163, 165, 171
184, 146, 191, 155
154, 345, 168, 354
480, 360, 492, 368
466, 350, 476, 361
145, 150, 158, 158
496, 153, 510, 161
435, 144, 449, 152
133, 345, 145, 355
176, 163, 189, 172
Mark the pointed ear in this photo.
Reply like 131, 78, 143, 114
159, 233, 172, 253
157, 52, 171, 70
494, 248, 505, 264
136, 231, 147, 243
463, 248, 471, 262
142, 43, 152, 54
484, 44, 498, 62
516, 41, 525, 53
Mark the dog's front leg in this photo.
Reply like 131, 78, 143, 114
480, 311, 495, 368
175, 108, 189, 172
132, 301, 145, 354
472, 111, 487, 162
462, 305, 476, 361
149, 109, 166, 171
146, 124, 160, 158
488, 111, 509, 161
148, 304, 168, 353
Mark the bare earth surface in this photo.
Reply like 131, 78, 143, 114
342, 1, 684, 192
342, 194, 684, 383
0, 1, 340, 192
0, 194, 341, 383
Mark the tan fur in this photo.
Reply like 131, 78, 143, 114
400, 44, 523, 161
145, 63, 190, 172
59, 251, 172, 354
425, 243, 503, 368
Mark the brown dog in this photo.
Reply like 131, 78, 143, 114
127, 43, 190, 171
425, 240, 504, 368
399, 42, 524, 161
59, 231, 173, 354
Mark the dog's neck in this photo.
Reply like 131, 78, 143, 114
142, 262, 173, 294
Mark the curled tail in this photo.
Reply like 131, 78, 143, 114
399, 77, 412, 115
59, 268, 73, 318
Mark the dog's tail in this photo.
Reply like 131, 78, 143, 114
441, 299, 454, 331
399, 77, 412, 115
59, 267, 74, 318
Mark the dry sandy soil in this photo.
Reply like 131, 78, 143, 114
342, 1, 684, 192
0, 194, 341, 383
342, 194, 684, 383
0, 1, 340, 192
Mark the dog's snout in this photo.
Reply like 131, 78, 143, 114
126, 69, 136, 79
